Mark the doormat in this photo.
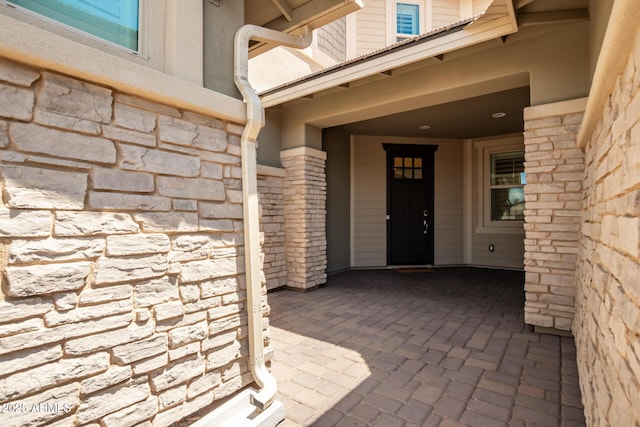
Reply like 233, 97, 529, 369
395, 268, 435, 273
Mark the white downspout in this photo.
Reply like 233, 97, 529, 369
234, 24, 312, 411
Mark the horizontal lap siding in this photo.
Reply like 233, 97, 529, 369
353, 137, 387, 267
353, 136, 463, 267
434, 139, 464, 265
355, 0, 387, 56
433, 0, 461, 29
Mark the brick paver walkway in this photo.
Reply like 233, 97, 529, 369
268, 267, 586, 427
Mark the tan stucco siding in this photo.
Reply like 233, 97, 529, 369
471, 233, 525, 268
280, 23, 588, 135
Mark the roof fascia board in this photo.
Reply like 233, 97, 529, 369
261, 13, 518, 108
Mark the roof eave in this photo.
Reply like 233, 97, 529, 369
260, 0, 518, 108
248, 0, 365, 58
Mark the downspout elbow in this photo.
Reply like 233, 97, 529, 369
234, 24, 312, 411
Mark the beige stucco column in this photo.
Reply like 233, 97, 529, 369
522, 98, 587, 332
280, 147, 327, 290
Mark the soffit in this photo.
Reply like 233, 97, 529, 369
336, 86, 531, 139
244, 0, 363, 56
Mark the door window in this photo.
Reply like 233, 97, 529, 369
393, 156, 423, 179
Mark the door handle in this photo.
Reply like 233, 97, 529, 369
423, 210, 428, 235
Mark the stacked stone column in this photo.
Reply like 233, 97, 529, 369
522, 99, 586, 331
257, 165, 287, 290
280, 147, 327, 290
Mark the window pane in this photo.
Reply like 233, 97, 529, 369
414, 158, 422, 168
403, 169, 413, 179
397, 3, 419, 36
394, 168, 403, 179
490, 151, 525, 186
10, 0, 139, 50
414, 168, 422, 179
403, 157, 412, 167
491, 188, 525, 221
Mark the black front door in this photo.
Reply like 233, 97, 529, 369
383, 144, 437, 265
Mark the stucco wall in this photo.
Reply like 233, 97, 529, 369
0, 58, 267, 426
573, 29, 640, 426
324, 128, 352, 273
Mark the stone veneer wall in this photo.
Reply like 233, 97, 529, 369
257, 166, 287, 290
522, 102, 586, 331
0, 58, 270, 426
573, 31, 640, 426
280, 147, 327, 289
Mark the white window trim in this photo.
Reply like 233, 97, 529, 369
386, 0, 431, 45
474, 135, 525, 235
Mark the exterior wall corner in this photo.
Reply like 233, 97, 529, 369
522, 98, 586, 332
280, 149, 327, 289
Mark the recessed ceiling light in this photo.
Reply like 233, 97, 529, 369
418, 125, 431, 130
491, 112, 507, 118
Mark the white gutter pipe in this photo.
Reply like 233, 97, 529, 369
234, 24, 312, 411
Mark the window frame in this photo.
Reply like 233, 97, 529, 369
1, 0, 145, 55
387, 0, 429, 45
488, 150, 525, 222
396, 2, 420, 41
475, 136, 526, 234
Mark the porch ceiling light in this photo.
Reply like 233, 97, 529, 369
491, 112, 507, 118
419, 124, 431, 130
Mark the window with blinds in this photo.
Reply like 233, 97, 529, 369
489, 151, 525, 221
396, 3, 419, 40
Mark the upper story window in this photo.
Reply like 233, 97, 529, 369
6, 0, 139, 51
396, 3, 419, 41
489, 150, 525, 221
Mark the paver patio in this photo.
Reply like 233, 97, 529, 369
268, 267, 586, 427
